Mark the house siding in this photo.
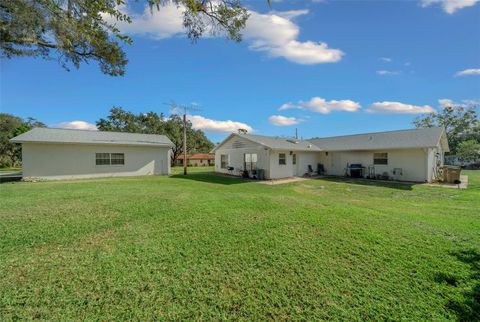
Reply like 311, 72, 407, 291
296, 152, 322, 177
318, 148, 429, 182
214, 136, 270, 177
269, 150, 294, 179
22, 143, 171, 180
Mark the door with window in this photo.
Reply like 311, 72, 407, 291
244, 153, 258, 172
292, 153, 298, 176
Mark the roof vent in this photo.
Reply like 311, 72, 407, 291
286, 139, 299, 144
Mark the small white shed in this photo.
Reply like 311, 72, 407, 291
11, 128, 174, 180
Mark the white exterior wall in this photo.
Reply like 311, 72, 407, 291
427, 144, 445, 182
22, 143, 171, 180
270, 151, 321, 178
268, 150, 295, 179
427, 148, 435, 183
214, 136, 270, 177
318, 148, 431, 182
215, 146, 321, 179
296, 152, 322, 177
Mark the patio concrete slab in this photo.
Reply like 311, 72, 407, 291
425, 175, 468, 189
258, 177, 309, 185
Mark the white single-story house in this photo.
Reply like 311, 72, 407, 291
213, 127, 449, 182
11, 128, 174, 180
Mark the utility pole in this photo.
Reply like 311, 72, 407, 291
295, 128, 298, 139
183, 106, 187, 175
167, 102, 201, 176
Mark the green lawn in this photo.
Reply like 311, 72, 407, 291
0, 170, 479, 320
0, 167, 21, 173
171, 165, 214, 174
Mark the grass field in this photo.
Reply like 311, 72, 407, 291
0, 167, 21, 173
0, 169, 479, 320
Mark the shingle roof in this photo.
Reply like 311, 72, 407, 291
309, 127, 448, 151
214, 127, 449, 153
10, 128, 175, 147
213, 133, 321, 152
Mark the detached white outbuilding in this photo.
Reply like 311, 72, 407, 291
11, 128, 174, 180
213, 127, 449, 183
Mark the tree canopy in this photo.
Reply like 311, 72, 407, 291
413, 103, 480, 154
1, 0, 250, 76
96, 107, 214, 164
457, 139, 480, 162
0, 113, 45, 167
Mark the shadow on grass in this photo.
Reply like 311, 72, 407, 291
316, 176, 415, 190
436, 249, 480, 321
170, 172, 248, 185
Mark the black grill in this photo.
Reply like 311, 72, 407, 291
348, 164, 364, 178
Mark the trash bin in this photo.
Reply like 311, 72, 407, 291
441, 165, 461, 183
257, 169, 265, 180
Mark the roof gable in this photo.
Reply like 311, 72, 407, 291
212, 133, 321, 152
10, 128, 174, 147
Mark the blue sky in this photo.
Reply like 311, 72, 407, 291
1, 0, 480, 143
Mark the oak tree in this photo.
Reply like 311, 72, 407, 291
1, 0, 250, 76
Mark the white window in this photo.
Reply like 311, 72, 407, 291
220, 154, 228, 169
373, 152, 388, 165
292, 154, 296, 165
96, 153, 125, 166
244, 153, 257, 171
96, 153, 110, 165
111, 153, 125, 165
279, 153, 286, 165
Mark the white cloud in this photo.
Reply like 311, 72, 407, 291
244, 10, 344, 64
56, 121, 98, 131
438, 98, 480, 108
367, 101, 436, 114
271, 9, 309, 20
380, 57, 392, 62
279, 97, 361, 114
421, 0, 480, 13
455, 68, 480, 76
438, 98, 456, 108
188, 115, 253, 133
104, 3, 184, 40
376, 70, 399, 75
268, 115, 301, 126
108, 4, 344, 65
